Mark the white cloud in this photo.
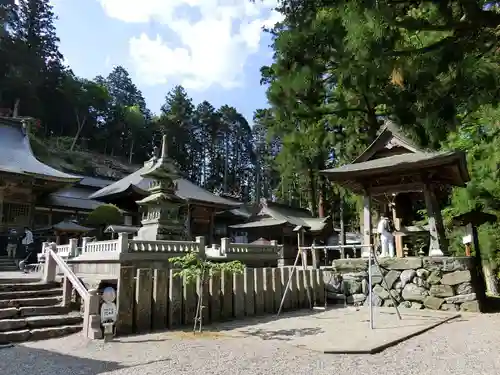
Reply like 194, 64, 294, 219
98, 0, 283, 90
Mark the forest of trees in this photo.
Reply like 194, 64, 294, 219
2, 1, 500, 265
0, 0, 279, 203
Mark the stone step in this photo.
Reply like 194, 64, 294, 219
0, 324, 82, 344
0, 282, 60, 293
0, 266, 20, 271
0, 305, 70, 319
0, 296, 62, 309
0, 288, 62, 300
0, 313, 82, 332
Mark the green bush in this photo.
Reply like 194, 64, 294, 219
86, 204, 122, 227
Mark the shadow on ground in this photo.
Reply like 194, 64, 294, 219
239, 327, 324, 341
114, 308, 332, 344
0, 345, 170, 375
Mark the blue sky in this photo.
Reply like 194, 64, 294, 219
51, 0, 282, 122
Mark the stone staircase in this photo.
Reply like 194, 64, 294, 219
0, 256, 20, 272
0, 279, 83, 344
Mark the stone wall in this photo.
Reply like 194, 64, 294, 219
325, 257, 485, 313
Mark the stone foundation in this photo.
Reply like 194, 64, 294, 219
325, 257, 485, 313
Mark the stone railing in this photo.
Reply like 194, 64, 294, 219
128, 237, 204, 253
53, 234, 280, 262
222, 238, 281, 254
43, 243, 102, 339
84, 239, 119, 253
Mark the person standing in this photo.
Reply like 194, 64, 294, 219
376, 212, 395, 258
6, 229, 18, 259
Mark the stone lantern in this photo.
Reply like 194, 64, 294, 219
135, 134, 186, 241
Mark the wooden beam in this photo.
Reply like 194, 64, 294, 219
369, 182, 424, 196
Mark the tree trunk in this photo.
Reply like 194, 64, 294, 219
70, 110, 87, 151
483, 262, 499, 296
307, 168, 317, 215
128, 138, 134, 164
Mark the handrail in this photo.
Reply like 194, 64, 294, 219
46, 247, 89, 302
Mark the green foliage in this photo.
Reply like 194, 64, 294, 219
85, 204, 123, 227
169, 252, 245, 285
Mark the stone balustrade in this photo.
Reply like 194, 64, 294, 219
51, 234, 280, 264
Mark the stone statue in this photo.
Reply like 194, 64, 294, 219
376, 212, 395, 257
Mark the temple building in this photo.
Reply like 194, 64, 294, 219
228, 199, 334, 265
88, 144, 242, 244
320, 119, 470, 257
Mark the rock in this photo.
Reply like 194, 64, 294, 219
440, 303, 459, 311
444, 293, 476, 304
456, 282, 473, 295
416, 269, 430, 279
427, 270, 442, 285
379, 257, 422, 270
373, 284, 390, 300
460, 301, 480, 313
441, 270, 471, 286
414, 277, 430, 289
385, 299, 396, 307
344, 279, 362, 295
399, 301, 412, 308
369, 265, 383, 284
430, 284, 454, 298
364, 293, 383, 307
411, 302, 423, 309
400, 269, 416, 287
384, 270, 401, 289
390, 289, 402, 303
343, 272, 368, 280
402, 283, 428, 302
423, 296, 444, 310
347, 293, 366, 304
361, 279, 369, 295
325, 273, 343, 293
423, 257, 473, 272
326, 292, 347, 301
332, 259, 368, 273
394, 281, 402, 289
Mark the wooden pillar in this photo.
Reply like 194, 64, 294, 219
361, 193, 372, 258
209, 209, 215, 245
392, 200, 404, 258
186, 203, 192, 240
423, 184, 448, 256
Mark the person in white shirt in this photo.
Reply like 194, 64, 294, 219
22, 227, 33, 247
376, 212, 395, 258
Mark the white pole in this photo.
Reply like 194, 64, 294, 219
368, 245, 374, 330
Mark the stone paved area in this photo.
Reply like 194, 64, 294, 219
1, 309, 500, 375
216, 307, 460, 353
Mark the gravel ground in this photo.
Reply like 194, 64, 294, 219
1, 313, 499, 375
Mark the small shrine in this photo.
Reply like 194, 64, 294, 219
321, 119, 470, 257
135, 135, 186, 241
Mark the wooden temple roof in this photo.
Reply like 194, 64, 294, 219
229, 199, 330, 232
320, 120, 470, 195
0, 117, 81, 183
89, 158, 242, 209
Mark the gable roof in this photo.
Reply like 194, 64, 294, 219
89, 158, 242, 208
320, 119, 470, 192
0, 117, 81, 182
229, 199, 330, 232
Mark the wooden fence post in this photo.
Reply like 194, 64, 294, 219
135, 268, 153, 333
244, 268, 255, 316
152, 269, 169, 330
263, 268, 273, 313
221, 270, 233, 320
209, 273, 221, 322
254, 268, 265, 315
168, 269, 183, 328
233, 272, 245, 318
272, 268, 282, 313
116, 266, 135, 335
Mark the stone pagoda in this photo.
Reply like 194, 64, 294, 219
135, 135, 186, 241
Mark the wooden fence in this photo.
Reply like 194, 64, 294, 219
116, 267, 325, 334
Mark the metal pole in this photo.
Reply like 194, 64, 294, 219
368, 245, 374, 330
